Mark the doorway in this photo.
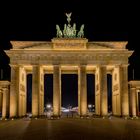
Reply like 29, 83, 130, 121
87, 74, 95, 113
61, 74, 78, 117
26, 74, 32, 113
107, 74, 112, 113
44, 74, 53, 113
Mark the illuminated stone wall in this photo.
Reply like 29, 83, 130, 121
3, 39, 133, 117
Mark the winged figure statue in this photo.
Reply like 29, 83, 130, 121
66, 13, 72, 24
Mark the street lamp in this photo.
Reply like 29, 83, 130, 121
88, 104, 92, 112
46, 104, 51, 109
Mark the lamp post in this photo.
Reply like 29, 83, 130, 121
88, 104, 92, 112
46, 104, 51, 109
46, 104, 52, 119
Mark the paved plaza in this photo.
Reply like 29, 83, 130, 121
0, 117, 140, 140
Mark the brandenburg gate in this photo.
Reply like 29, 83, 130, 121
0, 13, 137, 119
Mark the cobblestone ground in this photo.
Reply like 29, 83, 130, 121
0, 117, 140, 140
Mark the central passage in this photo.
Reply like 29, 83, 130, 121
61, 74, 78, 109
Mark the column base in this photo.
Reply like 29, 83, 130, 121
131, 116, 139, 119
51, 115, 61, 119
121, 115, 130, 119
9, 116, 18, 119
100, 115, 109, 119
79, 114, 89, 118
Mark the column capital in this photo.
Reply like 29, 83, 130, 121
79, 64, 87, 67
136, 89, 140, 93
100, 65, 107, 68
32, 64, 40, 67
121, 64, 129, 67
130, 87, 136, 90
9, 64, 19, 68
96, 64, 107, 68
114, 64, 121, 68
0, 89, 2, 93
53, 64, 60, 67
18, 65, 25, 68
2, 87, 8, 92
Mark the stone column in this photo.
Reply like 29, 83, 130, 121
32, 65, 39, 117
0, 89, 2, 113
95, 67, 101, 115
130, 88, 137, 117
10, 65, 19, 118
24, 71, 27, 116
120, 65, 129, 116
100, 66, 108, 116
112, 66, 121, 116
18, 67, 22, 117
2, 88, 9, 118
53, 65, 61, 117
136, 90, 140, 116
39, 67, 44, 116
78, 65, 87, 117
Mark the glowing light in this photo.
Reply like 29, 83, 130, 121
62, 109, 69, 112
88, 104, 92, 108
46, 104, 51, 109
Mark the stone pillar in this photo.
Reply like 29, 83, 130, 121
120, 65, 129, 116
95, 67, 101, 115
17, 66, 26, 117
39, 67, 44, 116
6, 87, 10, 118
0, 89, 2, 113
10, 65, 19, 118
2, 88, 9, 118
100, 66, 108, 116
32, 65, 39, 117
18, 67, 22, 117
136, 90, 140, 116
78, 65, 87, 116
130, 88, 137, 117
112, 66, 121, 116
24, 70, 27, 115
53, 65, 61, 117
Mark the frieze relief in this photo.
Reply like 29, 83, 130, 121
10, 52, 129, 65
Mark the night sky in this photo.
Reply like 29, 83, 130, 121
0, 1, 137, 110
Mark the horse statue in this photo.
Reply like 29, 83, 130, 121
56, 24, 63, 38
66, 24, 73, 38
77, 24, 84, 38
72, 23, 76, 37
63, 24, 67, 37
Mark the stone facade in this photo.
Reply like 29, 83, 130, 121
0, 81, 10, 118
129, 81, 140, 117
0, 38, 135, 118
